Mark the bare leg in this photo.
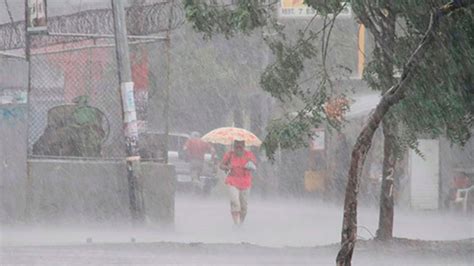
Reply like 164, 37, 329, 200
231, 211, 240, 225
228, 185, 241, 225
239, 189, 249, 224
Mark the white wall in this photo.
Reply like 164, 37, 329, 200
409, 139, 440, 210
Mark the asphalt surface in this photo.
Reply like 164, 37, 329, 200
2, 195, 473, 265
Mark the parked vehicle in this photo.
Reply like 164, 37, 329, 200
139, 132, 218, 195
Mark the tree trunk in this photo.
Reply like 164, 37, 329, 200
376, 117, 397, 240
336, 97, 392, 266
376, 2, 397, 240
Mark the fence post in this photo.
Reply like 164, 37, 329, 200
111, 0, 144, 224
24, 0, 33, 222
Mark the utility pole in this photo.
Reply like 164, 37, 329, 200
163, 2, 173, 164
111, 0, 144, 224
24, 0, 32, 221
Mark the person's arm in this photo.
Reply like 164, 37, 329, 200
248, 151, 257, 164
245, 151, 257, 171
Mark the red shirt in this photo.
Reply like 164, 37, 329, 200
184, 138, 212, 160
222, 150, 256, 189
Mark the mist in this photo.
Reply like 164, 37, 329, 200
1, 0, 473, 265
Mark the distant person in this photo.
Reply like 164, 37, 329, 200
219, 139, 257, 226
183, 131, 215, 182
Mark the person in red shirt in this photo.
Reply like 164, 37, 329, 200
183, 132, 215, 182
219, 139, 257, 226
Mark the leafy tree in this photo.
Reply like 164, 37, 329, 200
347, 0, 474, 241
184, 0, 273, 39
184, 0, 474, 265
307, 1, 474, 265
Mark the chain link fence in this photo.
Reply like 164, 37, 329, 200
0, 0, 181, 160
0, 52, 27, 101
0, 1, 184, 51
27, 36, 165, 159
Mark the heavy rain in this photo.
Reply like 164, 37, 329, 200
1, 0, 473, 265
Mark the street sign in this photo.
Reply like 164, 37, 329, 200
280, 0, 316, 17
26, 0, 48, 34
279, 1, 352, 18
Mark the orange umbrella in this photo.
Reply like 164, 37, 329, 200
201, 127, 262, 147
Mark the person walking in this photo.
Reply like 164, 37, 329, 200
219, 139, 257, 226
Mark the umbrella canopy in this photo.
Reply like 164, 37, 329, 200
201, 127, 262, 147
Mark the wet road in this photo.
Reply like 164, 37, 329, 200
2, 194, 473, 265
